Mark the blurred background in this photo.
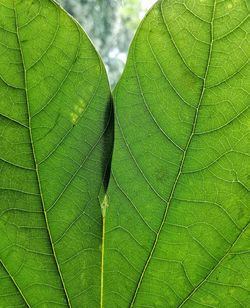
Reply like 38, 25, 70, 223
57, 0, 156, 87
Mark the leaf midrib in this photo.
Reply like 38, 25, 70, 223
128, 0, 217, 306
12, 3, 71, 307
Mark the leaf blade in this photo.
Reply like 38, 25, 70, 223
0, 0, 111, 306
105, 0, 250, 307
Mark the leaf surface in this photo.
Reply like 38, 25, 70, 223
104, 0, 250, 307
0, 0, 111, 306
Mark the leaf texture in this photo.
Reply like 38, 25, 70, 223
0, 0, 111, 306
104, 0, 250, 307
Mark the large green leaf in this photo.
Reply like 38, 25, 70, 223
0, 0, 111, 306
104, 0, 250, 307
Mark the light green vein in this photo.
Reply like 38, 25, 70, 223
129, 0, 216, 306
13, 2, 71, 307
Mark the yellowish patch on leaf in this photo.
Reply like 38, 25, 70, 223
70, 99, 86, 125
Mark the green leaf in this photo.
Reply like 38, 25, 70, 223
104, 0, 250, 307
0, 0, 111, 306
